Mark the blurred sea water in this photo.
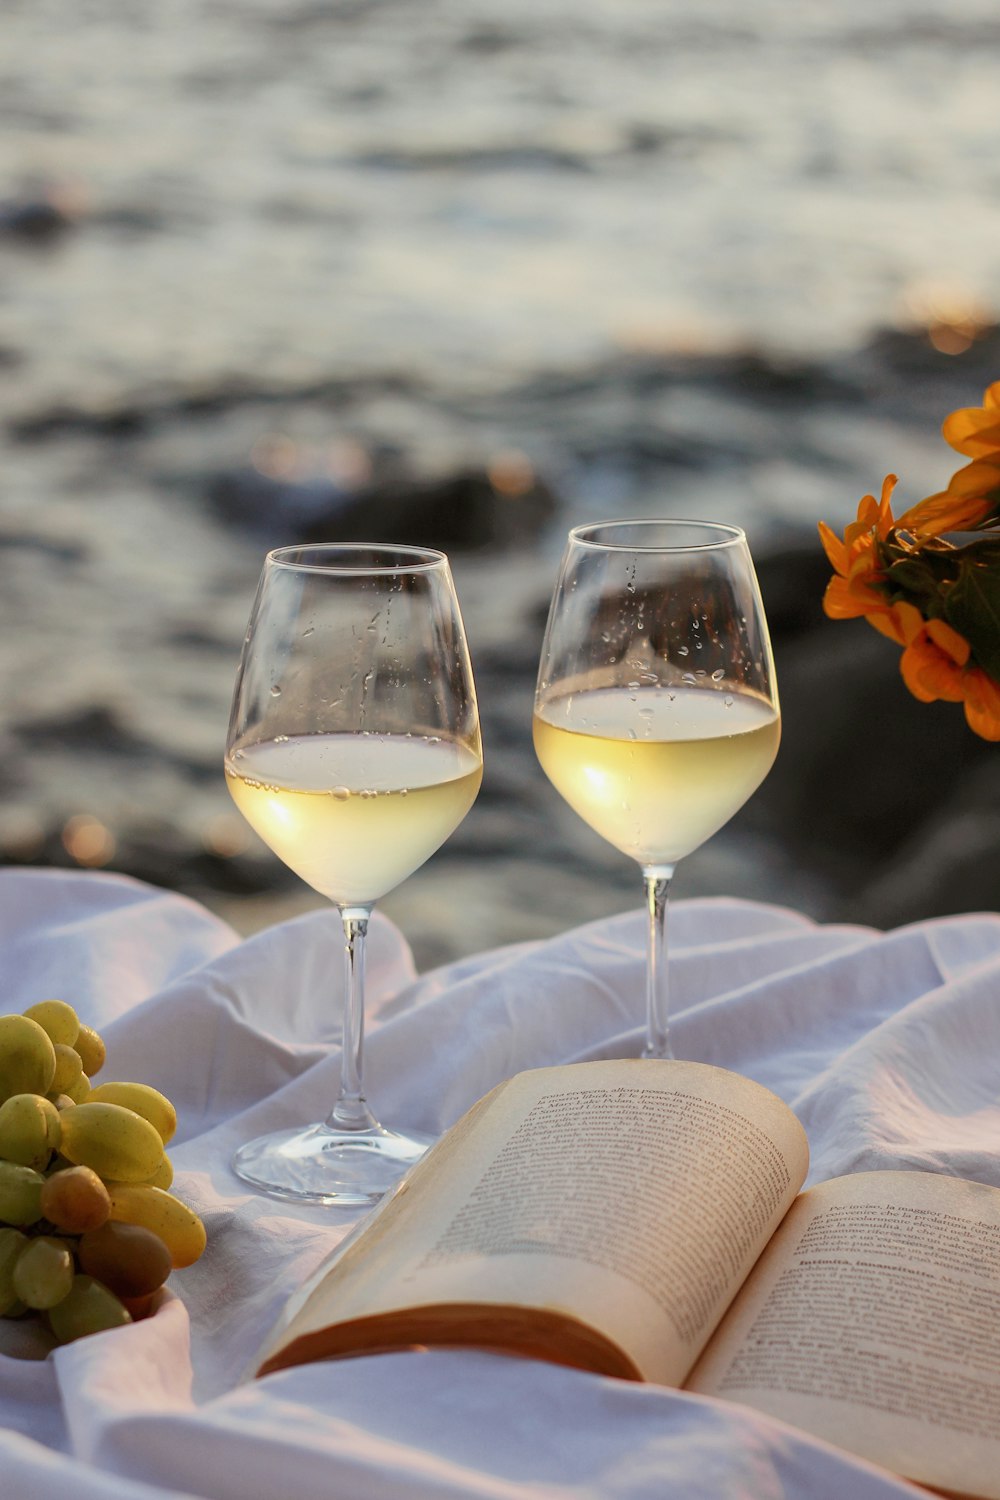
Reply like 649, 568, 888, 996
3, 0, 1000, 965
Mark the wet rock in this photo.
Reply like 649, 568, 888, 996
0, 180, 87, 244
11, 704, 154, 759
207, 466, 355, 538
754, 541, 832, 640
743, 539, 1000, 924
0, 195, 75, 242
209, 464, 559, 554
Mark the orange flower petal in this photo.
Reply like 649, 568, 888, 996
823, 576, 872, 619
924, 617, 970, 666
942, 406, 1000, 459
897, 488, 993, 536
964, 668, 1000, 741
846, 547, 879, 585
876, 474, 898, 535
867, 610, 906, 645
983, 381, 1000, 411
900, 637, 965, 703
893, 600, 926, 645
947, 457, 1000, 498
818, 521, 849, 575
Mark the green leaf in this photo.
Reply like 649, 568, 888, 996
885, 557, 947, 604
943, 559, 1000, 680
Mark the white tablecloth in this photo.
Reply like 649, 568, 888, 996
2, 866, 999, 1499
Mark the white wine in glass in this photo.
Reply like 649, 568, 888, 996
225, 543, 482, 1205
533, 520, 780, 1058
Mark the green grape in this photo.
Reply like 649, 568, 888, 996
88, 1082, 177, 1145
0, 1015, 56, 1103
143, 1155, 174, 1190
0, 1228, 28, 1314
40, 1164, 111, 1233
59, 1102, 164, 1182
51, 1044, 84, 1097
106, 1183, 206, 1268
2, 1298, 27, 1319
0, 1093, 61, 1170
22, 1000, 79, 1048
12, 1235, 74, 1310
64, 1072, 91, 1105
0, 1161, 45, 1225
47, 1274, 131, 1344
72, 1024, 106, 1078
78, 1221, 172, 1299
46, 1093, 76, 1112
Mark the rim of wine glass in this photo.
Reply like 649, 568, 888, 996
266, 542, 449, 575
569, 518, 746, 553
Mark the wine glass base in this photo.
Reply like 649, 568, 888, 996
232, 1120, 433, 1206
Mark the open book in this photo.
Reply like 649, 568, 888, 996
256, 1060, 1000, 1499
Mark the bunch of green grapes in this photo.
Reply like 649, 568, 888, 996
0, 1000, 206, 1345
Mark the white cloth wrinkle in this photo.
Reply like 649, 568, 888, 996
0, 868, 990, 1500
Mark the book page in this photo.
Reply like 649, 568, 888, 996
688, 1170, 1000, 1500
257, 1059, 808, 1386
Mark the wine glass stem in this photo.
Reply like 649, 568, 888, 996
642, 866, 675, 1060
326, 903, 378, 1132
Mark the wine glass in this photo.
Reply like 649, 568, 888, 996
225, 543, 482, 1205
533, 519, 779, 1060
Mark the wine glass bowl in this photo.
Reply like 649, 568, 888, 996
533, 520, 779, 1058
225, 543, 482, 1204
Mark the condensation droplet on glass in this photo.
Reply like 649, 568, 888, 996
627, 681, 640, 692
695, 669, 706, 679
601, 632, 610, 644
682, 673, 697, 686
677, 645, 689, 657
269, 685, 281, 697
331, 787, 350, 801
725, 697, 734, 708
301, 626, 315, 638
627, 728, 637, 741
712, 669, 725, 682
274, 734, 288, 743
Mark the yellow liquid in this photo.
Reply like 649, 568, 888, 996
533, 687, 780, 865
225, 733, 483, 904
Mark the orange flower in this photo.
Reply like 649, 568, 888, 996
941, 380, 1000, 460
819, 475, 898, 628
819, 387, 1000, 743
897, 457, 1000, 537
895, 603, 1000, 740
963, 668, 1000, 742
898, 606, 969, 702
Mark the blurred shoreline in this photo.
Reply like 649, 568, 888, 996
5, 324, 1000, 970
4, 0, 1000, 967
